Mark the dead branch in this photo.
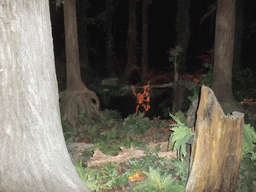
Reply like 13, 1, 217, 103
199, 3, 217, 25
87, 145, 177, 167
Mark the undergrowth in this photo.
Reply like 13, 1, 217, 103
76, 152, 188, 192
61, 93, 256, 191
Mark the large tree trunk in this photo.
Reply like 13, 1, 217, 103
212, 0, 243, 114
186, 86, 244, 191
0, 0, 91, 191
141, 0, 151, 80
60, 0, 103, 125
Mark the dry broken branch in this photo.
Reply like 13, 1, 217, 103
87, 145, 177, 167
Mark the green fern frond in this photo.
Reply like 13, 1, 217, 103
133, 167, 185, 192
169, 113, 194, 160
243, 124, 256, 160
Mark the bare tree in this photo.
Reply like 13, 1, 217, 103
212, 0, 243, 114
0, 0, 91, 191
60, 0, 103, 126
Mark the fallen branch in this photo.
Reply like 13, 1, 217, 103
87, 145, 177, 167
130, 79, 198, 89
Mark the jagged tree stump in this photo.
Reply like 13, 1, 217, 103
186, 86, 244, 192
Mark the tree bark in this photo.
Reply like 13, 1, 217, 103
212, 0, 243, 114
79, 1, 90, 83
0, 0, 91, 191
122, 0, 139, 84
105, 0, 116, 78
175, 0, 191, 70
141, 0, 151, 80
186, 86, 244, 192
64, 0, 83, 90
60, 0, 103, 125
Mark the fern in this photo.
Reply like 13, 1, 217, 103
201, 63, 213, 87
169, 113, 194, 160
170, 158, 189, 184
243, 124, 256, 161
133, 167, 185, 192
120, 112, 151, 134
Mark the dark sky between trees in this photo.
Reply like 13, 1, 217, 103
50, 0, 256, 75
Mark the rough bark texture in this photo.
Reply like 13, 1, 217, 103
186, 86, 244, 192
212, 0, 243, 114
0, 0, 91, 191
60, 0, 103, 125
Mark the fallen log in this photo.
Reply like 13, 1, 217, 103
87, 145, 177, 167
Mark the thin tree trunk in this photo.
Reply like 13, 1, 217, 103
122, 0, 139, 84
64, 0, 83, 90
80, 1, 90, 76
212, 0, 243, 114
61, 0, 103, 125
141, 0, 151, 80
105, 0, 116, 77
175, 0, 191, 70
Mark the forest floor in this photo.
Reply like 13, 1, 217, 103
67, 69, 256, 191
67, 98, 256, 191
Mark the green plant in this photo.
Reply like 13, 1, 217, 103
120, 112, 151, 134
169, 44, 183, 83
243, 124, 256, 161
188, 63, 213, 103
151, 116, 166, 128
101, 109, 122, 126
172, 111, 188, 126
75, 161, 111, 191
188, 85, 200, 103
236, 153, 256, 192
170, 157, 190, 185
169, 113, 194, 160
62, 121, 76, 141
200, 63, 213, 87
133, 167, 185, 192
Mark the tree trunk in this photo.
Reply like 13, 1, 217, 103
60, 0, 103, 125
122, 0, 139, 84
0, 0, 91, 191
79, 1, 90, 83
141, 0, 151, 80
212, 0, 243, 114
186, 86, 244, 192
105, 0, 116, 78
175, 0, 191, 70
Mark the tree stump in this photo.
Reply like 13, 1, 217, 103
186, 86, 244, 192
